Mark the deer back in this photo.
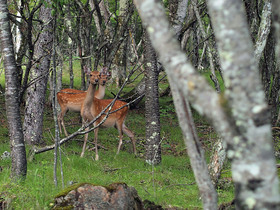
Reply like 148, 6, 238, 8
92, 99, 129, 125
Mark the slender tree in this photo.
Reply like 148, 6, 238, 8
74, 0, 93, 90
272, 0, 280, 126
23, 0, 53, 145
134, 0, 217, 209
0, 0, 27, 180
144, 30, 161, 165
207, 0, 279, 208
134, 0, 280, 208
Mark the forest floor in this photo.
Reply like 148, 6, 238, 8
0, 67, 279, 209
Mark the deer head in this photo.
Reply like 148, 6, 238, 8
99, 67, 111, 86
89, 71, 100, 85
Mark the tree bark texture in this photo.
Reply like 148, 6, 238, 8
134, 0, 218, 209
144, 30, 161, 165
23, 0, 53, 145
134, 0, 280, 209
208, 138, 226, 185
272, 0, 280, 125
254, 0, 272, 67
207, 0, 280, 208
260, 31, 280, 125
169, 0, 188, 40
0, 0, 27, 179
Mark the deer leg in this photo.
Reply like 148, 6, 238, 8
115, 122, 124, 154
94, 128, 99, 161
58, 108, 68, 136
81, 120, 89, 157
122, 124, 136, 155
61, 118, 68, 136
58, 113, 63, 134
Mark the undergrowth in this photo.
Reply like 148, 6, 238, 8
0, 63, 264, 209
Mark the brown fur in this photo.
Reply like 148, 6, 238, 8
80, 71, 136, 160
57, 71, 109, 136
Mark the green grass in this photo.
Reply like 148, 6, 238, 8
0, 146, 210, 209
0, 62, 245, 209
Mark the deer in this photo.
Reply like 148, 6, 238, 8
57, 67, 110, 136
80, 71, 136, 160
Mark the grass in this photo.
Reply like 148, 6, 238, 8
1, 61, 276, 209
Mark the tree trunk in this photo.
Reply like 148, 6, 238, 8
254, 0, 272, 67
134, 0, 218, 209
23, 0, 53, 145
69, 46, 74, 89
0, 0, 27, 180
134, 0, 280, 209
144, 30, 161, 165
272, 0, 280, 126
208, 138, 226, 185
207, 0, 279, 208
112, 0, 130, 87
260, 31, 280, 125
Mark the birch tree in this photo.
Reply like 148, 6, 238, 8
0, 0, 27, 180
134, 0, 280, 209
135, 0, 218, 208
207, 1, 279, 207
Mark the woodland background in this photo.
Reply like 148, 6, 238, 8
0, 0, 280, 209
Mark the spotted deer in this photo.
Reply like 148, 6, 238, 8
80, 71, 136, 160
57, 68, 110, 136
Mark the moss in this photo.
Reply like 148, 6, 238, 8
54, 183, 94, 198
105, 182, 127, 193
55, 182, 127, 198
53, 205, 74, 210
218, 92, 231, 115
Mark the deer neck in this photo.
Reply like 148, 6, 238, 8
95, 84, 106, 99
84, 83, 97, 109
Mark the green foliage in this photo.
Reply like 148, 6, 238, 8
0, 62, 239, 209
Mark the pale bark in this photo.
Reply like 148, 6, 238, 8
170, 0, 189, 38
134, 0, 280, 209
208, 138, 226, 185
14, 0, 22, 57
113, 0, 130, 87
254, 0, 272, 67
207, 0, 279, 208
134, 0, 218, 209
90, 0, 102, 35
0, 0, 27, 180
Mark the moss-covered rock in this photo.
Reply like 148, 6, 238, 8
52, 183, 143, 209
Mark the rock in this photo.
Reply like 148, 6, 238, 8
53, 183, 144, 209
1, 151, 11, 160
